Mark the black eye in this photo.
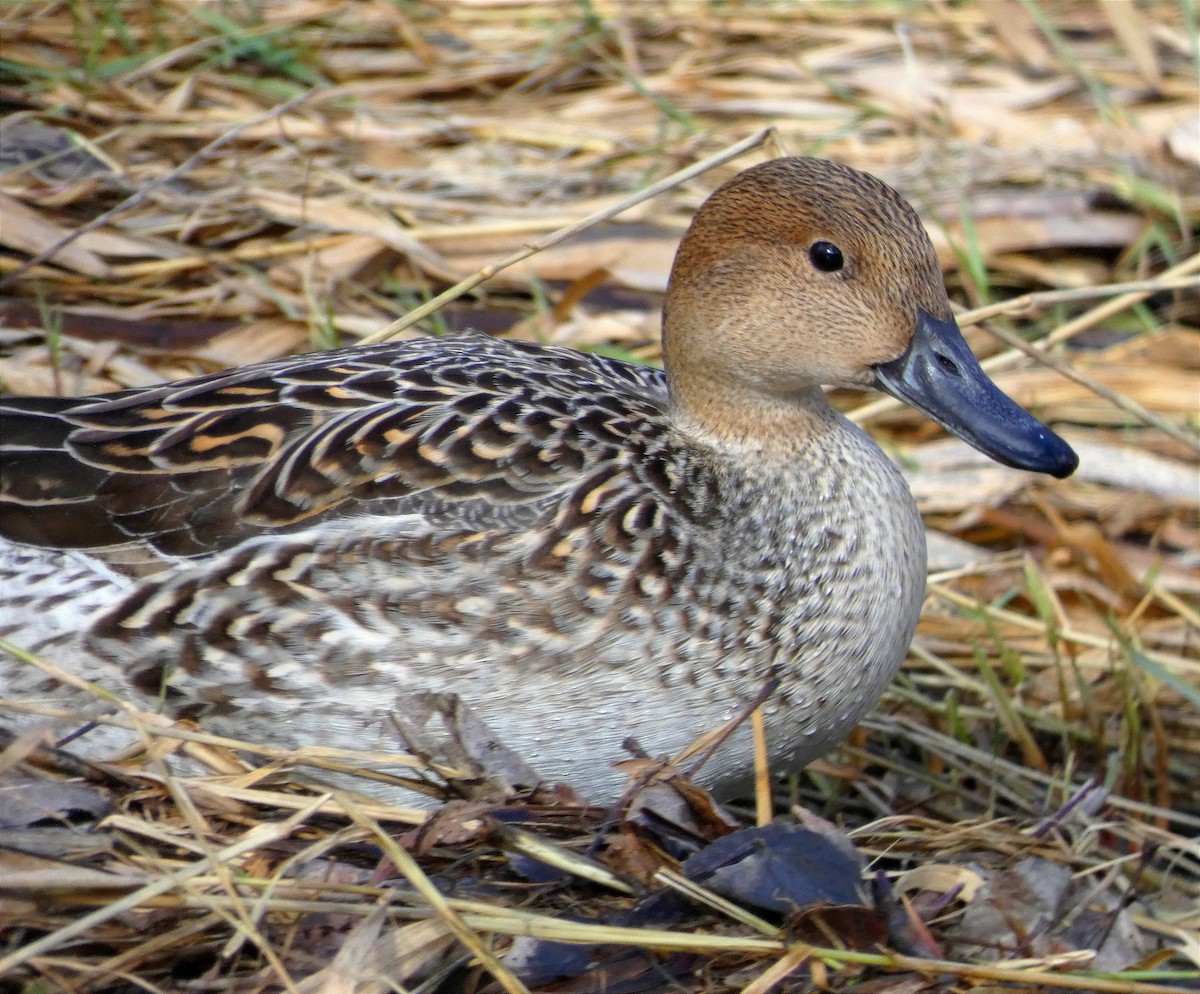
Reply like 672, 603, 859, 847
809, 241, 844, 272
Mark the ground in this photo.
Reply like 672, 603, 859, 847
0, 2, 1196, 992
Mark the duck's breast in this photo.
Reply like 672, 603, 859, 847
673, 408, 927, 784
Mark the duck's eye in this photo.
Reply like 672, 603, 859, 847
809, 241, 845, 273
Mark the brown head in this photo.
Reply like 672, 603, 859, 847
663, 157, 946, 411
661, 156, 1078, 477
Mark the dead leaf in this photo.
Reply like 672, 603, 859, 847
0, 192, 108, 276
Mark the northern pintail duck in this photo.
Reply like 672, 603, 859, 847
0, 157, 1077, 805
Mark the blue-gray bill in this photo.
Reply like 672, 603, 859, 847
874, 310, 1078, 479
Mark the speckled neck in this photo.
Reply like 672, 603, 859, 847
669, 383, 842, 462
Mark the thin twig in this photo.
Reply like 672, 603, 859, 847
961, 275, 1200, 322
981, 317, 1200, 453
337, 792, 532, 994
356, 128, 775, 345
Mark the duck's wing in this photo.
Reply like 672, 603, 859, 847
0, 334, 672, 562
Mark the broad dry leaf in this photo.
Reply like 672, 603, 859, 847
1101, 0, 1163, 88
0, 192, 107, 276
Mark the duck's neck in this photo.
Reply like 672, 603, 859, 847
668, 382, 840, 462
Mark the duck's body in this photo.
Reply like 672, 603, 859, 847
0, 157, 1075, 805
0, 337, 923, 798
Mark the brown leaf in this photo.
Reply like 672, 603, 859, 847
603, 824, 667, 887
0, 192, 108, 276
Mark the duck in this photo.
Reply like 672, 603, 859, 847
0, 156, 1077, 807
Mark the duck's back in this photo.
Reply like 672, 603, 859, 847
1, 334, 670, 557
0, 334, 689, 635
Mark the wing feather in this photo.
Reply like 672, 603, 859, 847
0, 334, 670, 559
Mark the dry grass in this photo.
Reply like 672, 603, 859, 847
0, 1, 1197, 991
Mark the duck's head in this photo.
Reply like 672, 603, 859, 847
662, 156, 1077, 478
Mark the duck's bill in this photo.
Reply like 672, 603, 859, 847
874, 310, 1078, 479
